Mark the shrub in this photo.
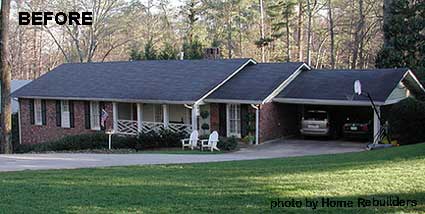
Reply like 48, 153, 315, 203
387, 98, 425, 145
14, 133, 136, 153
217, 136, 238, 151
135, 129, 187, 150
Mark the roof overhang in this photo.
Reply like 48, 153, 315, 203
15, 96, 196, 105
273, 97, 385, 106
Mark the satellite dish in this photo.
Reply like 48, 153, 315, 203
354, 80, 362, 95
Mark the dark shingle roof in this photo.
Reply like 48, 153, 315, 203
276, 68, 409, 103
12, 59, 253, 103
206, 62, 306, 102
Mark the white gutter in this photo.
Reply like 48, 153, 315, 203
273, 98, 385, 106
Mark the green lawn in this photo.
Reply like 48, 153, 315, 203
0, 144, 424, 213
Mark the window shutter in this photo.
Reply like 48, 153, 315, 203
56, 100, 61, 127
29, 100, 35, 125
99, 102, 106, 130
69, 101, 75, 128
218, 104, 227, 136
41, 100, 47, 125
84, 101, 91, 129
240, 104, 248, 137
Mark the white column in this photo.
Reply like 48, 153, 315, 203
137, 103, 143, 133
255, 107, 260, 145
373, 106, 381, 144
191, 105, 198, 131
163, 104, 169, 128
113, 102, 118, 132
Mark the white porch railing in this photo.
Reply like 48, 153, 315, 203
116, 120, 192, 135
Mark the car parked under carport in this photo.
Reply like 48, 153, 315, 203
273, 68, 425, 143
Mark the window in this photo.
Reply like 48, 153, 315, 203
34, 99, 42, 125
227, 104, 241, 137
90, 101, 100, 130
154, 104, 163, 123
61, 100, 70, 128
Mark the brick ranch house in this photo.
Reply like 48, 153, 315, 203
12, 58, 425, 145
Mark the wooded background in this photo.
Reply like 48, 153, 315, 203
7, 0, 424, 83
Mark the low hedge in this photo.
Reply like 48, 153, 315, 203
387, 98, 425, 145
15, 130, 239, 153
135, 129, 187, 150
14, 133, 136, 153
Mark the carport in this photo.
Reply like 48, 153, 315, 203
273, 68, 425, 143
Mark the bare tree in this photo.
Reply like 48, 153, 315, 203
259, 0, 265, 62
0, 0, 12, 154
351, 0, 365, 69
328, 0, 335, 68
296, 0, 303, 62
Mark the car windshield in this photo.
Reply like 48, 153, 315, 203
304, 111, 327, 120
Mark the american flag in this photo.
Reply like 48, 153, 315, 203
101, 109, 109, 127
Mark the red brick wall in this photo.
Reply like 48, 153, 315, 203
19, 99, 113, 145
259, 102, 284, 142
259, 103, 300, 142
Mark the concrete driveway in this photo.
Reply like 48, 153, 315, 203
0, 139, 367, 172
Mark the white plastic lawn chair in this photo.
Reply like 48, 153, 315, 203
201, 131, 220, 152
181, 130, 199, 150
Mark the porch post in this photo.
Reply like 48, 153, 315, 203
163, 104, 169, 128
191, 104, 198, 131
113, 102, 118, 132
137, 103, 143, 133
255, 107, 260, 145
373, 106, 381, 144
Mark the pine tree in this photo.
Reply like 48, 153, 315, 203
159, 42, 178, 60
376, 0, 425, 85
143, 38, 157, 60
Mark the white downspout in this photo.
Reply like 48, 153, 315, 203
373, 106, 381, 144
251, 104, 260, 145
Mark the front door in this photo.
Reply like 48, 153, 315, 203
227, 104, 241, 138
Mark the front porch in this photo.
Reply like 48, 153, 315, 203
113, 103, 203, 136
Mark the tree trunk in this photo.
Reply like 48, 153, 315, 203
259, 0, 265, 62
0, 0, 12, 154
351, 0, 364, 69
285, 14, 291, 62
306, 0, 313, 65
328, 0, 335, 69
297, 1, 303, 62
383, 0, 393, 47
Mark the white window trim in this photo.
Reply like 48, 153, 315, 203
226, 104, 241, 138
34, 99, 42, 125
90, 101, 101, 130
61, 100, 71, 128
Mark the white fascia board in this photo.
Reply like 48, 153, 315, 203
383, 69, 425, 105
406, 70, 425, 93
194, 58, 257, 106
261, 63, 311, 104
273, 98, 385, 106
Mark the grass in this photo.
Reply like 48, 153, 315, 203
0, 144, 424, 213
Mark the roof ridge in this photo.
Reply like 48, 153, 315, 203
63, 58, 253, 65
